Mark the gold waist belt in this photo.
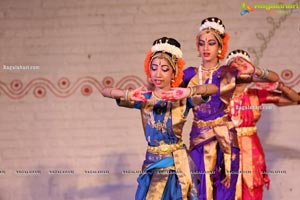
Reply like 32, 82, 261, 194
193, 115, 228, 128
236, 126, 257, 136
147, 140, 184, 155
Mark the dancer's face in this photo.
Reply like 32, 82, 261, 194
197, 32, 220, 63
150, 57, 174, 90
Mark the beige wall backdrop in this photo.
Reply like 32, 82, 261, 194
0, 0, 300, 199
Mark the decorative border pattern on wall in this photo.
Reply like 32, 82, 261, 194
0, 72, 298, 99
281, 69, 300, 88
0, 75, 146, 99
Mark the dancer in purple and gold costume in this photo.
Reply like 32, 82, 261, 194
181, 17, 240, 200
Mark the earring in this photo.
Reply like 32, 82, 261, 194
218, 49, 222, 58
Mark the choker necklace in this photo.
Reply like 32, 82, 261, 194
201, 63, 220, 72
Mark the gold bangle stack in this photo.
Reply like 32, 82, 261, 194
256, 67, 269, 79
124, 89, 130, 101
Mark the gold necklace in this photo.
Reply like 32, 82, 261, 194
201, 63, 220, 72
148, 99, 171, 133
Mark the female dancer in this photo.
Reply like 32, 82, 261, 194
226, 49, 300, 200
101, 37, 218, 200
182, 17, 240, 200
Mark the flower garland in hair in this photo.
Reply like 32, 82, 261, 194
144, 50, 152, 80
172, 57, 184, 87
199, 21, 225, 35
151, 43, 183, 58
219, 32, 229, 60
144, 50, 185, 87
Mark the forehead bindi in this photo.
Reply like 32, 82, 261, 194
152, 58, 169, 66
200, 33, 217, 42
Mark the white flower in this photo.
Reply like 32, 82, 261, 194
199, 21, 225, 34
151, 43, 182, 58
226, 52, 251, 65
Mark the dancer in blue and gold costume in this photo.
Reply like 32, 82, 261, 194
101, 37, 218, 200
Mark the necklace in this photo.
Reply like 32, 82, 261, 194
148, 97, 171, 133
198, 63, 219, 86
201, 63, 220, 72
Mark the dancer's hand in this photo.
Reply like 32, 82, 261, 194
160, 88, 190, 101
254, 82, 279, 91
229, 56, 255, 75
129, 85, 151, 102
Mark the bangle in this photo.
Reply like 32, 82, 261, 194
125, 89, 131, 101
256, 67, 269, 79
127, 89, 131, 101
188, 87, 194, 97
263, 69, 269, 79
124, 89, 129, 101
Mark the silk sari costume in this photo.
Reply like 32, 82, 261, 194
182, 17, 240, 200
117, 37, 198, 200
183, 65, 240, 200
226, 50, 270, 200
230, 88, 270, 200
117, 94, 198, 200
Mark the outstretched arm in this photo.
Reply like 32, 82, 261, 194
277, 82, 300, 104
101, 85, 150, 102
160, 84, 218, 102
263, 86, 300, 106
101, 87, 128, 99
252, 67, 279, 82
